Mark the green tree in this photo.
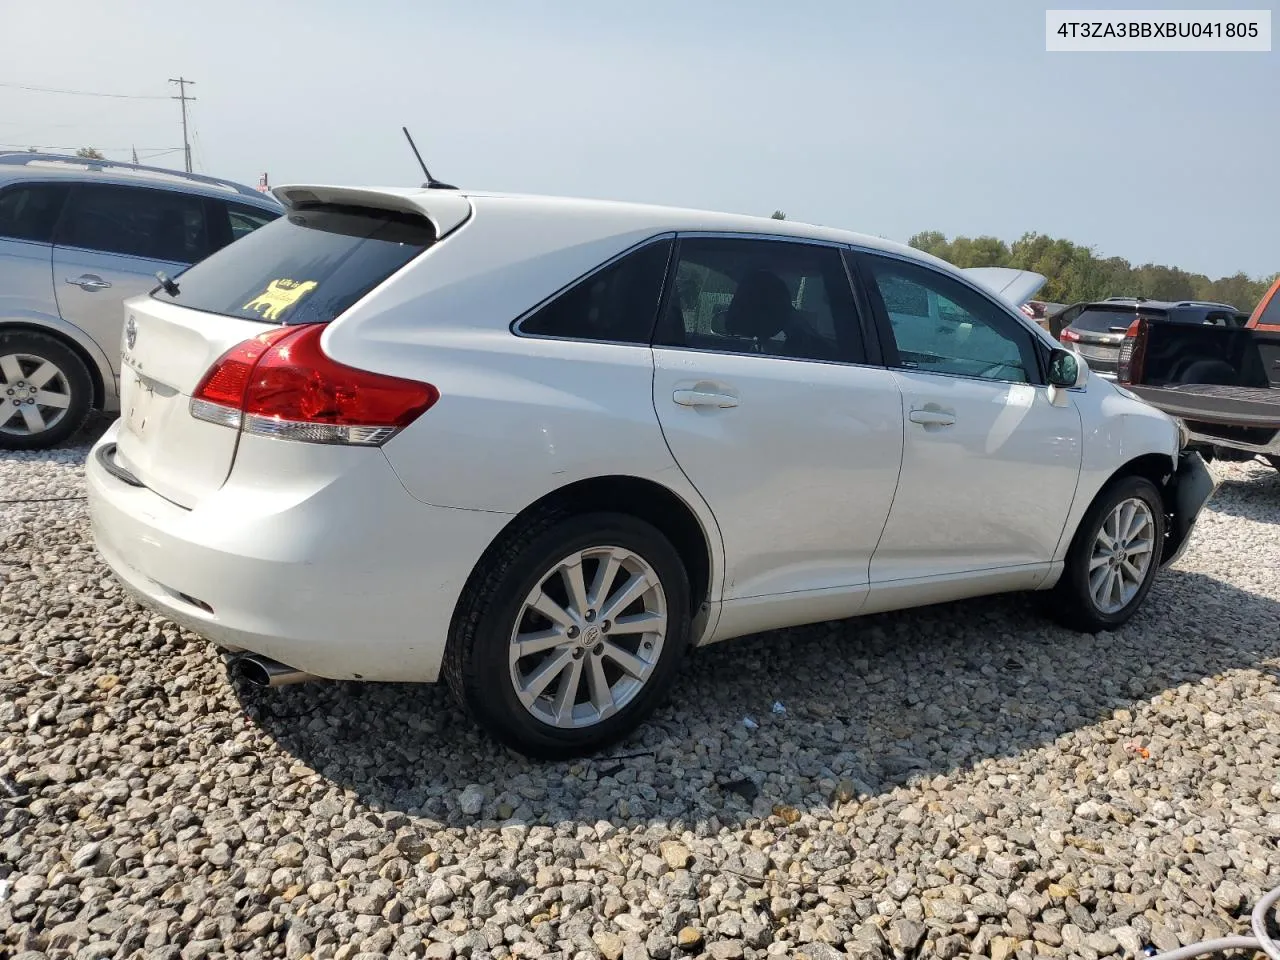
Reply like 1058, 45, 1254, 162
770, 210, 786, 220
75, 147, 106, 160
909, 230, 1271, 309
908, 231, 951, 261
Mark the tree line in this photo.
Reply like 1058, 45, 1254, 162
908, 230, 1276, 311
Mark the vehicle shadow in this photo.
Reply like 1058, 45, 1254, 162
1204, 460, 1280, 524
237, 568, 1280, 828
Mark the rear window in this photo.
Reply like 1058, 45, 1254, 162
1069, 306, 1165, 334
154, 202, 437, 324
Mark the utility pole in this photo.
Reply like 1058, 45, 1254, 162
168, 77, 196, 173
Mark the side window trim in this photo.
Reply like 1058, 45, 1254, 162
204, 197, 234, 254
510, 233, 676, 345
655, 231, 872, 367
841, 246, 890, 368
851, 248, 1046, 387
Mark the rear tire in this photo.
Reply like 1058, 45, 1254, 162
1046, 475, 1166, 633
0, 330, 93, 451
444, 510, 691, 760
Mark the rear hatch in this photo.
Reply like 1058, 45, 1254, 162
1063, 304, 1166, 373
111, 188, 469, 508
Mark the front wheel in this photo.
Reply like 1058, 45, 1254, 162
444, 511, 691, 760
1047, 476, 1166, 633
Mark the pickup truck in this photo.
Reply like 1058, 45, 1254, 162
1111, 288, 1280, 469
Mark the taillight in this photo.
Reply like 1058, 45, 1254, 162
1059, 328, 1081, 343
190, 324, 439, 445
1116, 317, 1147, 384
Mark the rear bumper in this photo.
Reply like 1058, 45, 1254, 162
86, 420, 512, 682
1160, 451, 1216, 569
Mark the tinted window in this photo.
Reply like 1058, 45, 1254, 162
56, 184, 210, 263
153, 203, 436, 325
863, 255, 1034, 383
518, 239, 672, 343
0, 183, 70, 243
657, 237, 864, 363
1069, 307, 1159, 333
227, 202, 280, 241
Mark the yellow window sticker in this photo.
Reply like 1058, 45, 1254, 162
242, 278, 318, 321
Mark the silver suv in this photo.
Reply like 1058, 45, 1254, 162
0, 152, 282, 449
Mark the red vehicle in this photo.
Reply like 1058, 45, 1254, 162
1247, 275, 1280, 332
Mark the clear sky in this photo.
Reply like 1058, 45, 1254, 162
3, 0, 1276, 279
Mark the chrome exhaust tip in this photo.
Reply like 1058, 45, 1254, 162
235, 654, 318, 688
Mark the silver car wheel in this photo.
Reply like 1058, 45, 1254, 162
508, 545, 668, 729
1088, 496, 1156, 614
0, 353, 72, 437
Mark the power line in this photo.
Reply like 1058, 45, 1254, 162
0, 80, 168, 100
168, 77, 196, 174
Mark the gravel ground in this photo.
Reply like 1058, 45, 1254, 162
3, 417, 1279, 960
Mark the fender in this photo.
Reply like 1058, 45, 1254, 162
1159, 450, 1216, 568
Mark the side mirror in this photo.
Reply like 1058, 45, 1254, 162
1048, 348, 1088, 389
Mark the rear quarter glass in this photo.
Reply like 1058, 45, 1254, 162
151, 203, 437, 325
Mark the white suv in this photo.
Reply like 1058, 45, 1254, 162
86, 184, 1215, 758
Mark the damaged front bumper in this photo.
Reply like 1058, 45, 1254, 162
1160, 450, 1217, 569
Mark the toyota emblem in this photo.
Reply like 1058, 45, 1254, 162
125, 316, 137, 350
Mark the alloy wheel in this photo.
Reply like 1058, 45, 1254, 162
508, 545, 668, 729
1088, 496, 1156, 614
0, 353, 72, 437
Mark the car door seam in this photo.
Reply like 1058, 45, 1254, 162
864, 374, 908, 586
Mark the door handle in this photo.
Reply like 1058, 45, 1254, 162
908, 408, 956, 426
673, 389, 739, 408
65, 275, 112, 291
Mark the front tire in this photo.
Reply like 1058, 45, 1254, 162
1048, 475, 1166, 633
0, 330, 93, 450
444, 510, 691, 760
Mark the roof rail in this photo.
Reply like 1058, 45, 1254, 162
1104, 295, 1146, 302
0, 150, 271, 201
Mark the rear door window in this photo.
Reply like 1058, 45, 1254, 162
152, 203, 436, 325
56, 184, 211, 263
0, 183, 71, 244
655, 237, 866, 363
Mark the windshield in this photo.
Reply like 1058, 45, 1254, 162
153, 202, 437, 324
